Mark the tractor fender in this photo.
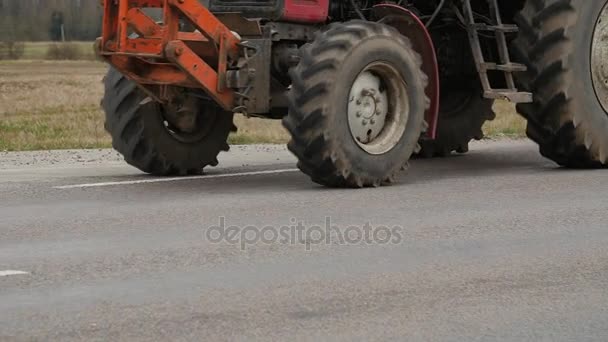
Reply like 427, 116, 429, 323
371, 4, 439, 139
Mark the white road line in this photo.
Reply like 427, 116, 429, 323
0, 270, 29, 277
54, 168, 300, 189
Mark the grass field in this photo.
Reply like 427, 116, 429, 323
20, 41, 97, 60
484, 100, 527, 138
0, 60, 526, 152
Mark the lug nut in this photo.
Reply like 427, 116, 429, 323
370, 119, 376, 125
362, 120, 368, 126
356, 111, 362, 118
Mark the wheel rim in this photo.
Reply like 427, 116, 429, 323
160, 100, 217, 144
347, 62, 409, 155
591, 1, 608, 113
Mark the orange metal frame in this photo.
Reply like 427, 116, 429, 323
98, 0, 241, 110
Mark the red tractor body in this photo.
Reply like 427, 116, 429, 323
282, 0, 329, 22
97, 0, 608, 187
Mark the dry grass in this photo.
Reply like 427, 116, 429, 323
485, 100, 527, 138
21, 41, 97, 60
0, 60, 289, 151
0, 60, 526, 152
0, 61, 110, 151
231, 116, 290, 145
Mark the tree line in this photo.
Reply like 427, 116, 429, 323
0, 0, 102, 41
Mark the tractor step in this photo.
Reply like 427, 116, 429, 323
473, 23, 519, 33
483, 89, 533, 103
462, 0, 533, 103
480, 62, 527, 72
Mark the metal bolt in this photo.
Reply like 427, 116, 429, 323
356, 111, 362, 118
362, 120, 368, 126
370, 119, 376, 125
356, 99, 362, 105
376, 110, 382, 116
174, 47, 184, 56
178, 0, 185, 3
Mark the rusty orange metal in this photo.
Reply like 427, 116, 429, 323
105, 38, 164, 56
127, 8, 162, 38
107, 55, 199, 87
107, 56, 203, 104
126, 9, 209, 42
99, 0, 239, 109
168, 0, 240, 53
165, 40, 234, 110
117, 0, 129, 50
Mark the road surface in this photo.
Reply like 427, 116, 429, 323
1, 140, 607, 341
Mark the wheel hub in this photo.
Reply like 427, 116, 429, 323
348, 72, 389, 144
161, 96, 217, 144
592, 2, 608, 113
347, 63, 409, 155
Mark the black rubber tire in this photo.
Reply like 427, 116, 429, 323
102, 68, 235, 175
511, 0, 608, 167
417, 82, 495, 158
283, 20, 429, 188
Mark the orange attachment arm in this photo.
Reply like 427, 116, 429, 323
98, 0, 240, 110
166, 41, 234, 110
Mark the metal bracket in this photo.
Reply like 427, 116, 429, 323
99, 0, 241, 110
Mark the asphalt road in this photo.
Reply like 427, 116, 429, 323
1, 140, 608, 341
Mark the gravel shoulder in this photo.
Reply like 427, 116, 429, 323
0, 139, 525, 170
0, 144, 292, 170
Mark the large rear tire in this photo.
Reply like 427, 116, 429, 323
102, 68, 235, 175
417, 82, 495, 158
511, 0, 608, 167
284, 21, 429, 187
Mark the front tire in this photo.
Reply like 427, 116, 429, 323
102, 68, 235, 175
283, 21, 429, 187
511, 0, 608, 167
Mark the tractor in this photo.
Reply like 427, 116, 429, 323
97, 0, 608, 187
